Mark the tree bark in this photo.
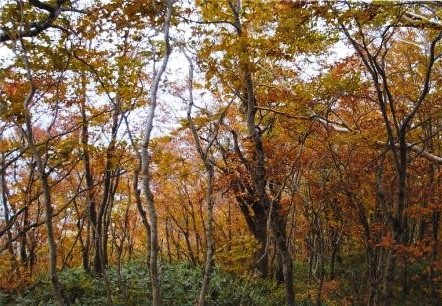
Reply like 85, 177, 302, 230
227, 2, 295, 304
197, 168, 215, 306
140, 2, 173, 305
23, 87, 64, 305
79, 83, 102, 274
185, 50, 223, 306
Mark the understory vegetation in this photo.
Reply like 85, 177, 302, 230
1, 256, 438, 305
2, 260, 285, 305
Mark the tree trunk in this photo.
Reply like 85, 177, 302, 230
254, 209, 270, 278
185, 49, 221, 305
0, 152, 19, 277
80, 76, 103, 275
272, 215, 295, 306
228, 2, 295, 302
140, 3, 173, 305
23, 87, 64, 305
133, 165, 151, 261
197, 167, 215, 306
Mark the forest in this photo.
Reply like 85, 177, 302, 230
1, 0, 442, 305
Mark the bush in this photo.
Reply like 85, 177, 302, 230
4, 260, 286, 305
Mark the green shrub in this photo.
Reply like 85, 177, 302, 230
5, 260, 286, 305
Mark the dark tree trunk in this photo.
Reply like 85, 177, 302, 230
79, 76, 103, 275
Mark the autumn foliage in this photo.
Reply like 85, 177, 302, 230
1, 0, 442, 305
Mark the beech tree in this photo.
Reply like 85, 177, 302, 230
332, 2, 442, 303
1, 1, 442, 305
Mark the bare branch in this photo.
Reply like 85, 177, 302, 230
376, 141, 442, 165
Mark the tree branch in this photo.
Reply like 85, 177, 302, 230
376, 141, 442, 165
0, 0, 68, 42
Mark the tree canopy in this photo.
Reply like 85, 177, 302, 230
1, 1, 442, 305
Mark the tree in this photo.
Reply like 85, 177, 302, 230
140, 1, 174, 304
334, 1, 442, 302
185, 51, 232, 304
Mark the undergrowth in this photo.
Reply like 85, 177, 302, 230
0, 260, 288, 305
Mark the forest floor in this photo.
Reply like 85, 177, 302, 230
0, 258, 439, 305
